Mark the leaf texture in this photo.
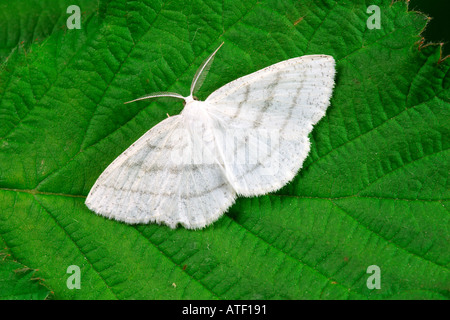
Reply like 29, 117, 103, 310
0, 0, 448, 299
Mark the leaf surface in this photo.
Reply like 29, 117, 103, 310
0, 0, 448, 299
0, 241, 51, 300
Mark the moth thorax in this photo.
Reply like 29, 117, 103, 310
182, 99, 205, 117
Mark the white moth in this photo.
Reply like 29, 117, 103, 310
85, 43, 335, 229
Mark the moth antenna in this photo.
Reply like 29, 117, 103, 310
190, 42, 224, 97
124, 92, 184, 104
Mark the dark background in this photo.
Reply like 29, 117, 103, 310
409, 0, 450, 57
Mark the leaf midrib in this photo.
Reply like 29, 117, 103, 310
1, 186, 446, 203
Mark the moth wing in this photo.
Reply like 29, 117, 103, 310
205, 55, 335, 196
85, 115, 235, 229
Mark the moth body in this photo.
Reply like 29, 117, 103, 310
85, 44, 336, 229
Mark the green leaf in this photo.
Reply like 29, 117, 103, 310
0, 0, 99, 61
0, 244, 52, 300
0, 0, 448, 299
